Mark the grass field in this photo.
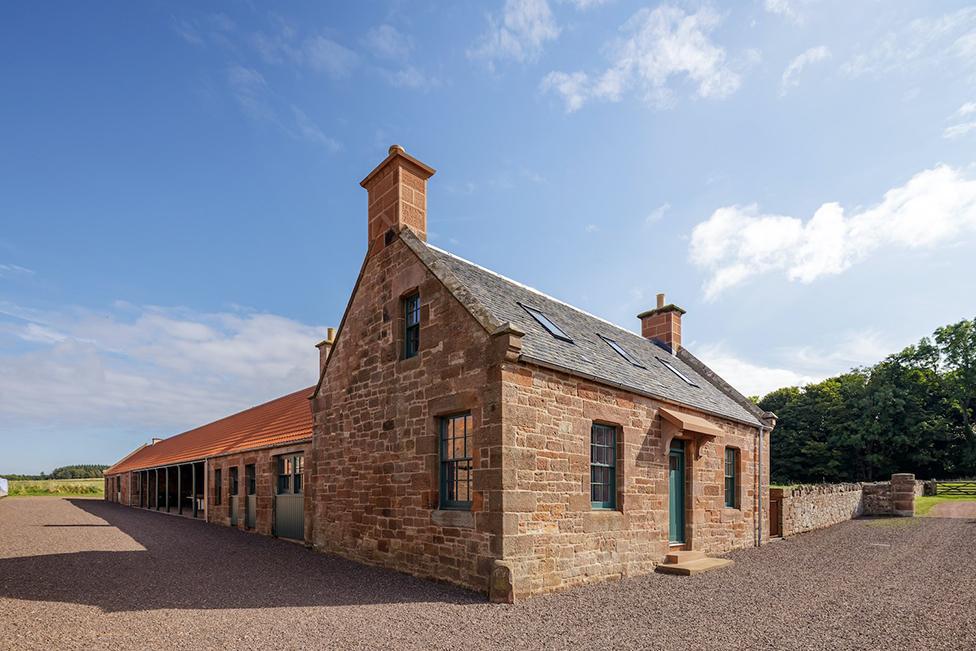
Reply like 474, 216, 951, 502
5, 478, 104, 497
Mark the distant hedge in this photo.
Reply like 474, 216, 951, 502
2, 465, 109, 481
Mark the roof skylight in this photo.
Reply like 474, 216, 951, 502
659, 358, 698, 387
520, 303, 572, 342
600, 335, 645, 368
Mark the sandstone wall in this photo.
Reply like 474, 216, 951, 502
498, 362, 769, 600
308, 236, 502, 594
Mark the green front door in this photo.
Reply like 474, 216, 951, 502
669, 440, 686, 544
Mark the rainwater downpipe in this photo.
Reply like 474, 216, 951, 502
756, 424, 765, 547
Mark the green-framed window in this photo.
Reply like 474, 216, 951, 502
277, 454, 304, 495
230, 466, 239, 496
439, 412, 472, 509
590, 423, 617, 509
214, 468, 222, 505
404, 292, 421, 359
725, 447, 738, 508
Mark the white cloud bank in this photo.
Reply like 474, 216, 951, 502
690, 164, 976, 299
541, 5, 743, 112
695, 343, 821, 398
0, 302, 323, 434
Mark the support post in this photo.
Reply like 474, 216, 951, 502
178, 465, 183, 515
154, 469, 159, 510
165, 468, 169, 512
192, 463, 197, 518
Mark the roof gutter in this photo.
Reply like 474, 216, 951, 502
108, 437, 313, 475
518, 354, 763, 429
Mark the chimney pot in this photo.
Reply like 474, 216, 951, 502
316, 327, 337, 374
637, 295, 686, 354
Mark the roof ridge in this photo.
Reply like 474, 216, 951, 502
422, 241, 644, 342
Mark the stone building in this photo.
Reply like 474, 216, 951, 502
304, 146, 775, 601
106, 145, 775, 602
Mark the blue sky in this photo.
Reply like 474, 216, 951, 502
2, 0, 976, 473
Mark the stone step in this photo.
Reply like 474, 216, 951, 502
655, 557, 734, 576
665, 550, 706, 564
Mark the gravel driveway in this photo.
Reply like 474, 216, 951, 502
2, 497, 974, 650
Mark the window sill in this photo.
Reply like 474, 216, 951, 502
431, 509, 475, 529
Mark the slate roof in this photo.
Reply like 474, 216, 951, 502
408, 234, 762, 427
105, 387, 314, 475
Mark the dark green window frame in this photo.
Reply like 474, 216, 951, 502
404, 292, 421, 359
277, 454, 304, 495
590, 423, 617, 509
724, 447, 738, 508
214, 468, 222, 505
439, 412, 473, 510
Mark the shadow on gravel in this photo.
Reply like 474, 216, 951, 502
0, 499, 484, 612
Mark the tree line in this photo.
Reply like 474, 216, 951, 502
759, 318, 976, 484
1, 465, 109, 481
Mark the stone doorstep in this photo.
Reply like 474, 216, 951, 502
655, 552, 734, 576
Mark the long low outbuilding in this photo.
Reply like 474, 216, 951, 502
103, 386, 314, 540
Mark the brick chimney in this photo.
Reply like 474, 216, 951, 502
315, 327, 336, 374
638, 293, 686, 354
360, 145, 436, 250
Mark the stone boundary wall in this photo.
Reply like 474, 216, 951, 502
770, 473, 920, 538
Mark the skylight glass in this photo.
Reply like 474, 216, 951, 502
600, 335, 645, 368
519, 303, 572, 342
659, 358, 698, 387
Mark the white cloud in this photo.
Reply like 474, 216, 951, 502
944, 101, 976, 139
841, 8, 976, 78
227, 65, 272, 120
584, 223, 600, 233
0, 263, 34, 277
780, 45, 830, 95
541, 5, 743, 112
540, 71, 589, 111
291, 107, 341, 152
0, 302, 323, 432
303, 35, 359, 79
645, 202, 671, 224
696, 343, 821, 397
944, 121, 976, 139
763, 0, 819, 24
468, 0, 560, 68
562, 0, 611, 9
364, 24, 412, 61
384, 66, 439, 90
690, 164, 976, 299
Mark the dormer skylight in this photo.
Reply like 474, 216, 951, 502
600, 335, 645, 368
520, 303, 572, 342
659, 357, 698, 387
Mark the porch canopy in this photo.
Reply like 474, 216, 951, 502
659, 407, 723, 458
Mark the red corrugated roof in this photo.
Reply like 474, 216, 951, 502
105, 387, 314, 475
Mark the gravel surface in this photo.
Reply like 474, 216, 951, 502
928, 500, 976, 518
2, 497, 975, 650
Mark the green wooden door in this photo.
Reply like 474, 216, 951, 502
669, 440, 686, 544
